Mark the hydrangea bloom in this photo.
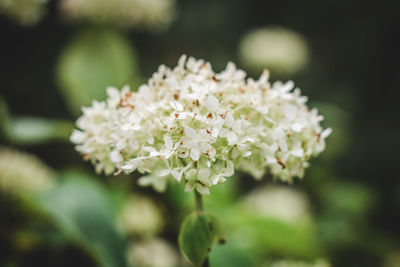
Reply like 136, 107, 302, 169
119, 195, 164, 237
242, 185, 311, 224
127, 238, 179, 267
59, 0, 176, 30
239, 27, 309, 75
0, 147, 55, 194
71, 55, 331, 194
0, 0, 48, 26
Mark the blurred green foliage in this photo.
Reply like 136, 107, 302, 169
57, 28, 139, 114
38, 171, 127, 267
1, 0, 399, 267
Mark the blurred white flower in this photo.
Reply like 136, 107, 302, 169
239, 27, 310, 75
384, 251, 400, 267
267, 259, 331, 267
71, 55, 331, 194
118, 195, 164, 237
0, 147, 55, 195
242, 185, 311, 224
59, 0, 176, 30
0, 0, 48, 26
127, 238, 179, 267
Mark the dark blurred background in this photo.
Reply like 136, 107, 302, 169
0, 0, 399, 267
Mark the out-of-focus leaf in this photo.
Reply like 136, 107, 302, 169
320, 181, 375, 216
234, 215, 321, 259
179, 211, 224, 266
37, 171, 127, 267
0, 190, 100, 267
0, 97, 74, 145
317, 181, 376, 248
57, 28, 139, 114
0, 96, 11, 138
206, 174, 240, 210
209, 243, 255, 267
7, 117, 74, 145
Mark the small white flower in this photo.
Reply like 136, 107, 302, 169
70, 129, 85, 144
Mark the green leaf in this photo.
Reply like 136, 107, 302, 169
0, 96, 12, 138
7, 117, 73, 145
209, 243, 255, 267
57, 28, 139, 114
206, 212, 225, 245
37, 171, 127, 267
238, 216, 320, 259
178, 211, 224, 266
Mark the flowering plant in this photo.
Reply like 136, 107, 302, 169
71, 55, 330, 266
71, 55, 330, 194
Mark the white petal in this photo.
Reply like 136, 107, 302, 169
184, 126, 197, 138
219, 128, 229, 137
291, 122, 304, 132
198, 168, 211, 181
184, 183, 194, 192
205, 95, 219, 112
110, 150, 123, 163
143, 146, 157, 153
170, 100, 183, 111
153, 178, 168, 192
116, 140, 126, 150
149, 151, 160, 157
185, 169, 197, 180
226, 131, 238, 145
121, 124, 131, 131
159, 169, 170, 176
164, 135, 173, 149
223, 160, 234, 177
283, 103, 297, 120
266, 156, 277, 164
70, 130, 85, 144
291, 148, 304, 157
121, 163, 136, 171
280, 80, 294, 92
233, 121, 242, 133
224, 113, 234, 127
321, 128, 332, 139
171, 170, 182, 182
178, 54, 187, 68
147, 136, 154, 145
132, 125, 141, 131
278, 140, 288, 152
190, 148, 200, 161
196, 184, 210, 195
106, 87, 119, 98
243, 151, 252, 157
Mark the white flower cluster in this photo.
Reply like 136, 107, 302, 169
0, 147, 55, 195
269, 259, 331, 267
0, 0, 48, 26
71, 55, 331, 194
239, 27, 309, 75
119, 195, 164, 237
127, 238, 179, 267
59, 0, 176, 30
242, 185, 311, 224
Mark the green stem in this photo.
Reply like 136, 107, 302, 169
194, 190, 210, 267
195, 190, 203, 211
